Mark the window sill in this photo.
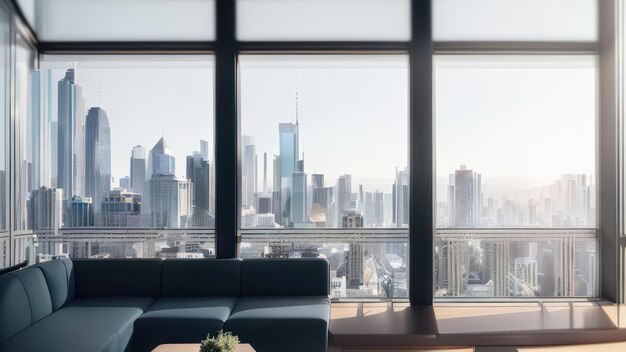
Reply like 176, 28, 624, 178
330, 301, 626, 349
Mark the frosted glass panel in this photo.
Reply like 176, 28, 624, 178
237, 0, 411, 41
434, 0, 597, 41
16, 0, 215, 41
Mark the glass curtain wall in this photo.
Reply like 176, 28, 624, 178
238, 55, 409, 299
28, 55, 216, 261
0, 2, 8, 268
433, 0, 599, 298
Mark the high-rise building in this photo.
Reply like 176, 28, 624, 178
513, 257, 538, 296
28, 186, 63, 234
311, 174, 324, 190
342, 210, 364, 289
150, 137, 175, 177
482, 241, 510, 296
242, 135, 256, 208
186, 150, 212, 227
291, 171, 307, 225
257, 193, 272, 214
336, 174, 352, 227
393, 167, 409, 227
278, 122, 299, 225
150, 174, 193, 228
200, 139, 209, 160
455, 165, 474, 227
98, 189, 145, 227
119, 176, 130, 190
474, 173, 482, 225
447, 174, 455, 227
66, 195, 93, 227
84, 107, 111, 214
373, 190, 384, 226
272, 155, 281, 219
262, 152, 268, 193
57, 68, 85, 199
130, 145, 146, 194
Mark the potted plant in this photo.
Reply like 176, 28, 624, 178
199, 330, 240, 352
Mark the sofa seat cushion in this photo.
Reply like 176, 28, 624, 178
134, 297, 237, 352
224, 296, 331, 352
0, 297, 154, 352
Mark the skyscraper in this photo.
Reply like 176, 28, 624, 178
98, 189, 145, 227
242, 135, 256, 208
57, 68, 85, 199
65, 195, 93, 227
130, 145, 146, 194
291, 171, 307, 225
186, 150, 212, 227
150, 137, 175, 176
200, 139, 209, 160
393, 167, 409, 227
28, 186, 63, 234
150, 174, 193, 228
454, 165, 474, 227
278, 122, 299, 225
84, 107, 111, 214
342, 210, 364, 289
336, 174, 352, 227
272, 155, 281, 219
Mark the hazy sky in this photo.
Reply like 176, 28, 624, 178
38, 54, 595, 197
240, 55, 409, 193
42, 55, 215, 182
435, 55, 596, 192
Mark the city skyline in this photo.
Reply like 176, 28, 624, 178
42, 56, 214, 182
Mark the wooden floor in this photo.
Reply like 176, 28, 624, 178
329, 302, 626, 351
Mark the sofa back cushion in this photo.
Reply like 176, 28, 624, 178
73, 259, 162, 297
161, 259, 241, 297
36, 258, 74, 311
0, 274, 31, 343
10, 267, 53, 323
241, 259, 330, 296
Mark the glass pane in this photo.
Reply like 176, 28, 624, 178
434, 55, 597, 298
435, 55, 596, 229
237, 0, 411, 41
433, 0, 598, 41
239, 55, 408, 298
14, 34, 37, 233
0, 4, 7, 268
16, 0, 215, 41
34, 55, 215, 261
434, 229, 597, 297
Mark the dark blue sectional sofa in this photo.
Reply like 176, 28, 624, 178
0, 258, 331, 352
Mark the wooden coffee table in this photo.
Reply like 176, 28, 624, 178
152, 343, 255, 352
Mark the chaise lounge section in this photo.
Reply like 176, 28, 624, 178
0, 257, 330, 352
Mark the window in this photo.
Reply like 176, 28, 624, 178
16, 0, 216, 41
239, 55, 409, 298
32, 55, 215, 260
236, 0, 411, 41
433, 0, 597, 41
13, 26, 38, 265
434, 55, 597, 297
0, 3, 8, 268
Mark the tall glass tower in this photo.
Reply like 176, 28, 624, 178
130, 145, 146, 194
57, 68, 85, 199
84, 107, 111, 213
278, 122, 299, 225
150, 137, 175, 176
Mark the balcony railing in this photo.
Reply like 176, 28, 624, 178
19, 227, 597, 300
31, 228, 216, 260
434, 228, 597, 298
0, 233, 8, 268
240, 228, 409, 300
